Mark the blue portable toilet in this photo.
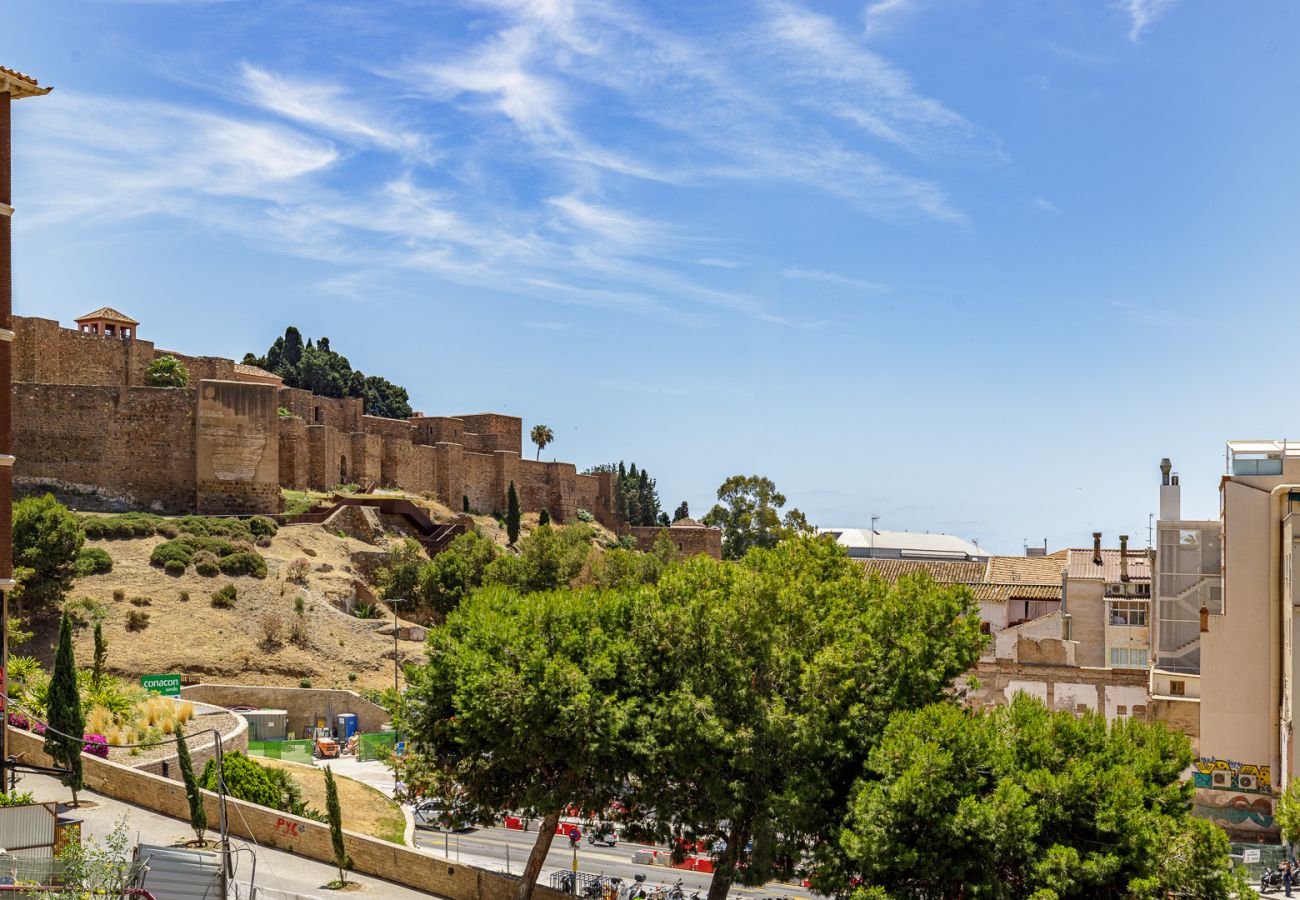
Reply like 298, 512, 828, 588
336, 713, 359, 741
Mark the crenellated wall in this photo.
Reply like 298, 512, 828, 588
11, 315, 619, 523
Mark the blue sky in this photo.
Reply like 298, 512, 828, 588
6, 1, 1300, 553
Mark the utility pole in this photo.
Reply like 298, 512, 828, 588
870, 514, 879, 556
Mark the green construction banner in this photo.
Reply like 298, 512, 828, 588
141, 674, 181, 697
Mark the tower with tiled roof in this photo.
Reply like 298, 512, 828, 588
1, 65, 49, 782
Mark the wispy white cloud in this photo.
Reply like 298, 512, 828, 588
240, 64, 426, 156
20, 0, 995, 328
1031, 196, 1060, 214
1117, 0, 1179, 42
863, 0, 920, 38
782, 266, 890, 293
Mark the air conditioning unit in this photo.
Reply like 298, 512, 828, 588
1239, 774, 1258, 791
1212, 771, 1232, 789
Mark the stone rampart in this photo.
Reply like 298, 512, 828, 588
195, 380, 281, 515
626, 524, 723, 560
11, 315, 619, 523
13, 382, 196, 512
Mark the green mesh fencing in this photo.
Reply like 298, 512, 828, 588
1229, 842, 1289, 883
247, 739, 314, 765
357, 731, 398, 762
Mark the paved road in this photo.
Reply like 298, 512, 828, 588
412, 823, 818, 900
300, 756, 819, 900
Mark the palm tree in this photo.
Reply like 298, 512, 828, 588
530, 424, 555, 460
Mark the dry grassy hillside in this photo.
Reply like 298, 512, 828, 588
31, 520, 424, 692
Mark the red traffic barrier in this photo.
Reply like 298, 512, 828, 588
504, 816, 523, 830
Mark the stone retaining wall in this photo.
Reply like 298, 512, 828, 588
7, 726, 568, 900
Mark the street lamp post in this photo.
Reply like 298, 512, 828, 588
390, 598, 408, 696
390, 597, 408, 799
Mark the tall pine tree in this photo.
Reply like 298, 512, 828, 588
46, 612, 84, 805
92, 623, 107, 688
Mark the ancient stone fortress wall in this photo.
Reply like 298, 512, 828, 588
12, 315, 620, 523
628, 523, 723, 560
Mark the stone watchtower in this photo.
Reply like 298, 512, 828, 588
75, 306, 139, 339
0, 65, 50, 772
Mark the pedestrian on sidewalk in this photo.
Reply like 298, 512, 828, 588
1284, 857, 1293, 897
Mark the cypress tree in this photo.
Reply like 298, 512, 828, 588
538, 508, 551, 527
506, 482, 521, 545
325, 765, 349, 884
282, 327, 304, 366
46, 612, 84, 806
176, 724, 207, 843
92, 623, 107, 689
673, 501, 689, 522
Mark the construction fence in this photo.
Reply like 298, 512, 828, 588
246, 739, 314, 765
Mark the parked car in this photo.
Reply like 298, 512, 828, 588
413, 800, 473, 832
586, 822, 618, 847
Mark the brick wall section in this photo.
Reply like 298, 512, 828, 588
181, 684, 390, 737
1, 93, 10, 581
7, 726, 569, 900
195, 380, 281, 515
13, 383, 197, 511
626, 525, 723, 560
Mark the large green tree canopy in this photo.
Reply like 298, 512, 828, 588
404, 584, 654, 900
628, 536, 986, 900
835, 694, 1250, 899
702, 474, 810, 559
245, 327, 412, 419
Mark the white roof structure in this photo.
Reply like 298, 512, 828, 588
818, 527, 990, 561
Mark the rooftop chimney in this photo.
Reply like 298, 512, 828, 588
1092, 532, 1102, 566
1159, 458, 1181, 521
1119, 534, 1129, 582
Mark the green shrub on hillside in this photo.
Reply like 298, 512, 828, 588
126, 610, 150, 631
64, 597, 108, 628
82, 513, 161, 540
199, 752, 280, 809
74, 547, 113, 577
164, 559, 185, 576
83, 513, 272, 544
193, 551, 220, 577
248, 517, 278, 538
219, 552, 267, 579
211, 585, 237, 608
150, 541, 193, 570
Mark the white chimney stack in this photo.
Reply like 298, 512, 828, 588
1159, 458, 1181, 522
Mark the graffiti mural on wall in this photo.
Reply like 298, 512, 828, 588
1192, 757, 1275, 836
1192, 757, 1272, 795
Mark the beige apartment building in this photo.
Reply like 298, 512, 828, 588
1174, 440, 1300, 840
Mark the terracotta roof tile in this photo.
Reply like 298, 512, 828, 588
75, 306, 139, 326
670, 517, 706, 528
969, 584, 1063, 601
858, 559, 986, 584
233, 363, 279, 379
1065, 548, 1152, 582
0, 66, 51, 97
985, 556, 1065, 584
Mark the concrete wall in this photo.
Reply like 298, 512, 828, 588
6, 726, 569, 900
964, 660, 1149, 722
13, 383, 196, 512
1202, 479, 1275, 770
181, 684, 390, 738
195, 380, 281, 515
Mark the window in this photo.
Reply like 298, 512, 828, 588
1108, 599, 1148, 626
1109, 647, 1149, 668
1169, 681, 1185, 696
